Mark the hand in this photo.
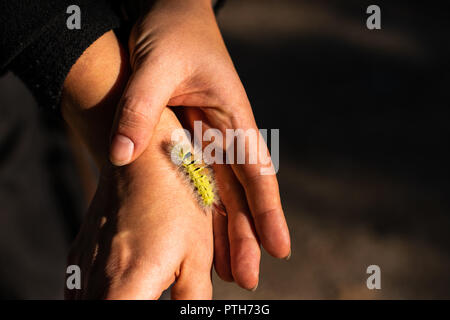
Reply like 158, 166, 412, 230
62, 31, 212, 299
109, 0, 291, 290
65, 109, 213, 299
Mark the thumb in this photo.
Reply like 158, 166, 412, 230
109, 68, 174, 166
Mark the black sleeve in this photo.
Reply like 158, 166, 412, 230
0, 0, 121, 111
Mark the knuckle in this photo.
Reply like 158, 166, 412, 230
230, 235, 257, 245
105, 234, 134, 278
117, 98, 152, 132
244, 172, 266, 187
254, 207, 282, 220
186, 251, 213, 274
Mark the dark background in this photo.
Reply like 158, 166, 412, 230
0, 0, 449, 299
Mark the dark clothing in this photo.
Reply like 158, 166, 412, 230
0, 0, 121, 111
0, 0, 225, 112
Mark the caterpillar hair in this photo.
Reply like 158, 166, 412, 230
166, 142, 219, 212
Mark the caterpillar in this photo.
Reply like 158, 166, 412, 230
168, 143, 218, 211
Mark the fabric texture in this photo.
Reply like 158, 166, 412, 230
0, 0, 121, 111
0, 0, 225, 112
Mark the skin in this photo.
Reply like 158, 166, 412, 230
62, 31, 213, 299
109, 0, 291, 290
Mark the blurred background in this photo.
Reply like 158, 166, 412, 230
1, 0, 449, 299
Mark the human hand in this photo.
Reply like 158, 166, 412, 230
61, 32, 213, 299
109, 0, 290, 290
65, 109, 214, 299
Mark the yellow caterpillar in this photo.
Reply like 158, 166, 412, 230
170, 144, 216, 209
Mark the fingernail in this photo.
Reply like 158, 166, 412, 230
250, 282, 258, 292
110, 134, 134, 166
284, 250, 291, 261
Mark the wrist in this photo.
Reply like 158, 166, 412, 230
101, 108, 185, 199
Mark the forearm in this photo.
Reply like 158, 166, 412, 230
61, 30, 130, 167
